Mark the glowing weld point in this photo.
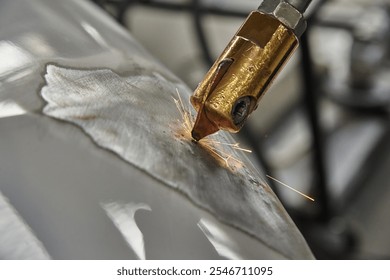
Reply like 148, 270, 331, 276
266, 175, 315, 202
173, 89, 251, 169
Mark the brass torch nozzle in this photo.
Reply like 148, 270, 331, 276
191, 2, 307, 141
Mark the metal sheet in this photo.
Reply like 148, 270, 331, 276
40, 64, 312, 259
0, 0, 313, 259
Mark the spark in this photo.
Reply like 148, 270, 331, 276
173, 89, 251, 170
266, 175, 315, 202
210, 141, 252, 153
173, 90, 315, 201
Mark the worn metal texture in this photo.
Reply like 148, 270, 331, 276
41, 64, 312, 259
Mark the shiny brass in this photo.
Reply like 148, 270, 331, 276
191, 11, 299, 141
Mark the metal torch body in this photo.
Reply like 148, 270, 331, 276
191, 0, 311, 141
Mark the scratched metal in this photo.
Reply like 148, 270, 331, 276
41, 64, 313, 259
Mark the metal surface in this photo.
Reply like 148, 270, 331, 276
0, 191, 50, 259
0, 0, 313, 259
191, 11, 298, 140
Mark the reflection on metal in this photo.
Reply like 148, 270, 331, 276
0, 191, 50, 259
198, 218, 243, 260
40, 64, 313, 259
0, 100, 27, 118
101, 202, 151, 260
19, 33, 56, 57
81, 22, 109, 48
0, 41, 33, 76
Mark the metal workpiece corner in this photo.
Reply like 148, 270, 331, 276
258, 0, 310, 37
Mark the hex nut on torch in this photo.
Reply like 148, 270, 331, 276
258, 0, 307, 37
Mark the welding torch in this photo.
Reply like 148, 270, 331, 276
191, 0, 313, 141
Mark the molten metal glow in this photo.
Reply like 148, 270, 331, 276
173, 89, 252, 170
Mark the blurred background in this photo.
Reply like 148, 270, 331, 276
90, 0, 390, 259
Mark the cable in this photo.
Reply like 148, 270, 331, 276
191, 0, 214, 67
287, 0, 313, 13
